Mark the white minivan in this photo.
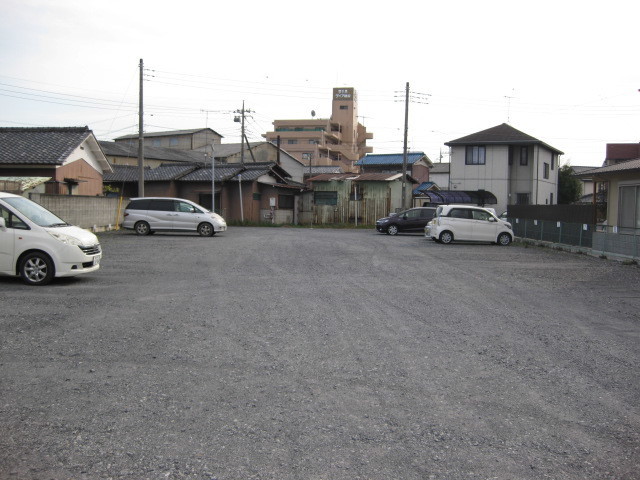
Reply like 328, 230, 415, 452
425, 204, 513, 246
0, 192, 102, 285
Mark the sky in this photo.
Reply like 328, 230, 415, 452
1, 0, 639, 167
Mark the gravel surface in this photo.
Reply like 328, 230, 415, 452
1, 227, 639, 480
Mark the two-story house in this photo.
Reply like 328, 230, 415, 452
445, 123, 563, 215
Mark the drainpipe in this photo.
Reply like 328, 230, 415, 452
535, 146, 539, 204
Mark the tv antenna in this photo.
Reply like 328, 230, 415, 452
504, 89, 516, 123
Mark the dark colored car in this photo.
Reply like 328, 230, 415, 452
376, 207, 437, 235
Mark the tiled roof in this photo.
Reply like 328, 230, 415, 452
0, 127, 91, 165
356, 152, 428, 166
105, 162, 293, 184
576, 158, 640, 177
104, 164, 201, 182
230, 167, 271, 182
445, 123, 564, 155
179, 165, 243, 182
145, 164, 199, 181
103, 165, 149, 182
571, 165, 599, 175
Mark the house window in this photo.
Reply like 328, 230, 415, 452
279, 194, 294, 209
152, 139, 161, 147
508, 146, 514, 166
169, 137, 178, 146
516, 193, 530, 205
314, 191, 338, 206
309, 140, 318, 144
543, 162, 550, 179
551, 154, 555, 170
550, 192, 554, 205
618, 185, 640, 229
287, 139, 298, 145
520, 146, 528, 166
340, 105, 348, 110
465, 146, 485, 165
252, 192, 261, 201
302, 152, 313, 161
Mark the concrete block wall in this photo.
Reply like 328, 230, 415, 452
29, 194, 127, 231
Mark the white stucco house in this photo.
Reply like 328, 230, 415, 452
444, 123, 563, 215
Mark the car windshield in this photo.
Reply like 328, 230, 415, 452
3, 196, 68, 227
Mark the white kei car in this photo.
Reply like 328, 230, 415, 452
425, 204, 513, 246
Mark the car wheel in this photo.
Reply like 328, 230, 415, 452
198, 222, 215, 237
387, 225, 399, 236
19, 252, 54, 286
134, 221, 151, 235
497, 232, 512, 246
439, 231, 454, 244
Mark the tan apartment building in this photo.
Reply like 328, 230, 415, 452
263, 87, 373, 172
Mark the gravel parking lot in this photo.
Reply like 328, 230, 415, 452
1, 227, 639, 480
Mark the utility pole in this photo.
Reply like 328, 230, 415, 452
240, 101, 245, 166
137, 58, 145, 197
234, 101, 254, 222
402, 82, 409, 210
234, 101, 255, 165
211, 143, 215, 212
396, 83, 430, 210
201, 109, 217, 212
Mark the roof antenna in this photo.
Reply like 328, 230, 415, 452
504, 88, 515, 123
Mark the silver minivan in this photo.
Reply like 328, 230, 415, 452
122, 197, 227, 237
0, 192, 102, 285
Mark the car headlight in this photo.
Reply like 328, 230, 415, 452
48, 231, 83, 246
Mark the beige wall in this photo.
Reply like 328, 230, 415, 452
606, 176, 640, 228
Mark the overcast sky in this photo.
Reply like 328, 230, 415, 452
1, 0, 638, 167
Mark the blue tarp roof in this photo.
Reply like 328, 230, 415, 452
355, 152, 426, 166
412, 181, 437, 195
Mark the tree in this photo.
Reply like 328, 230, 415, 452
558, 164, 582, 204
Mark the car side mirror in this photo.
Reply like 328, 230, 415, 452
488, 217, 496, 222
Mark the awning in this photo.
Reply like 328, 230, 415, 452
417, 190, 497, 205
